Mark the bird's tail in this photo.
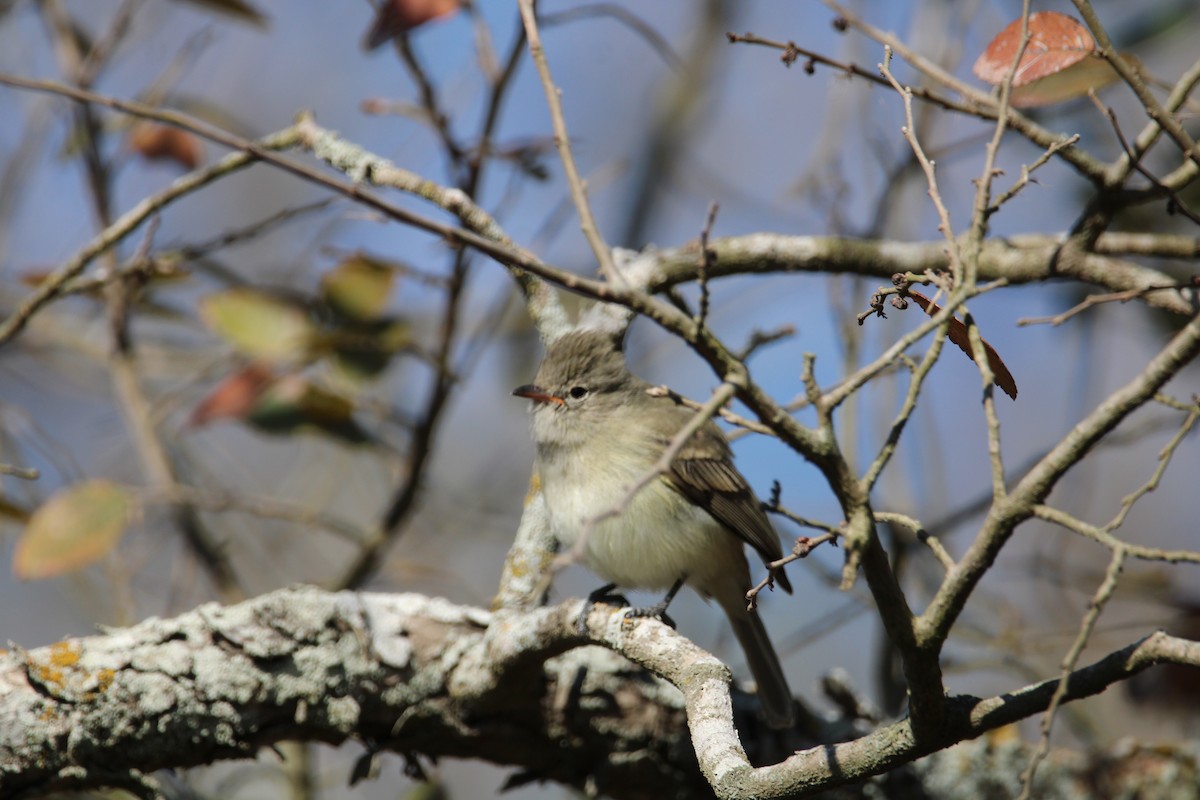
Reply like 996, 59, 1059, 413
717, 589, 795, 729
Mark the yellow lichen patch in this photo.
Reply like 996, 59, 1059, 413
47, 640, 82, 667
85, 668, 117, 700
27, 640, 116, 702
28, 641, 82, 690
524, 471, 541, 505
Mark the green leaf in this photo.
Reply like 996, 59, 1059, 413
320, 255, 398, 323
200, 289, 315, 362
14, 480, 132, 580
171, 0, 267, 25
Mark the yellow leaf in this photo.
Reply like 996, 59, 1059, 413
14, 480, 132, 580
200, 288, 315, 362
321, 255, 398, 323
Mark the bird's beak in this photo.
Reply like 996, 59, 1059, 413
513, 384, 565, 406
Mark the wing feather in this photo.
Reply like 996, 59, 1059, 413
661, 415, 793, 594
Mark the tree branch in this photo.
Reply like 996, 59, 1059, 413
4, 587, 1197, 799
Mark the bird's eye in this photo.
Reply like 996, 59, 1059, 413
568, 386, 588, 400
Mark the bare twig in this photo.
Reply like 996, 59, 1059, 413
149, 485, 373, 547
1032, 505, 1200, 565
517, 0, 621, 284
821, 0, 1108, 182
989, 135, 1080, 213
874, 512, 956, 572
0, 463, 40, 480
878, 48, 962, 280
542, 4, 683, 70
1091, 94, 1200, 226
1018, 546, 1127, 799
727, 32, 968, 115
921, 312, 1200, 647
1071, 0, 1200, 172
747, 530, 839, 608
695, 202, 718, 331
1016, 280, 1200, 327
646, 384, 773, 435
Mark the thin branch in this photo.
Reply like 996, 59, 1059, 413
0, 123, 300, 345
1092, 94, 1200, 226
1071, 0, 1200, 172
989, 135, 1081, 213
1016, 279, 1200, 327
920, 311, 1200, 647
967, 0, 1031, 274
879, 48, 962, 279
874, 511, 956, 572
0, 74, 568, 332
727, 32, 969, 115
820, 0, 1109, 183
0, 463, 40, 480
1032, 504, 1200, 565
542, 4, 683, 70
1018, 546, 1126, 799
517, 0, 621, 284
695, 202, 718, 331
149, 485, 373, 547
860, 317, 949, 490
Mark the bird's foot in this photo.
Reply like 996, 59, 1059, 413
623, 600, 677, 630
622, 576, 685, 629
577, 583, 631, 636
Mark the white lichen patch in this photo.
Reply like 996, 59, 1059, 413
325, 695, 361, 733
191, 648, 262, 706
130, 640, 193, 676
123, 672, 180, 715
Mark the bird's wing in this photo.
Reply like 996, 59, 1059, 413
665, 419, 793, 594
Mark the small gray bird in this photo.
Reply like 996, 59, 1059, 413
513, 329, 795, 729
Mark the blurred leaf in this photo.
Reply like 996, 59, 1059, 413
1009, 56, 1123, 108
972, 11, 1120, 107
191, 363, 277, 426
328, 318, 412, 385
200, 289, 315, 362
14, 480, 132, 580
363, 0, 461, 50
0, 495, 31, 523
163, 95, 257, 139
173, 0, 267, 25
320, 255, 398, 323
403, 781, 449, 800
247, 376, 371, 444
910, 291, 1018, 400
127, 121, 204, 169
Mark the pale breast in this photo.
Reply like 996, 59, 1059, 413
538, 436, 732, 591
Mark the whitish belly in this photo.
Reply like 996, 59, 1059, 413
543, 470, 729, 591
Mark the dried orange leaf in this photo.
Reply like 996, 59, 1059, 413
128, 121, 204, 170
14, 480, 132, 580
974, 12, 1093, 86
1009, 55, 1120, 108
199, 289, 315, 362
910, 291, 1018, 400
973, 12, 1119, 107
363, 0, 460, 50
